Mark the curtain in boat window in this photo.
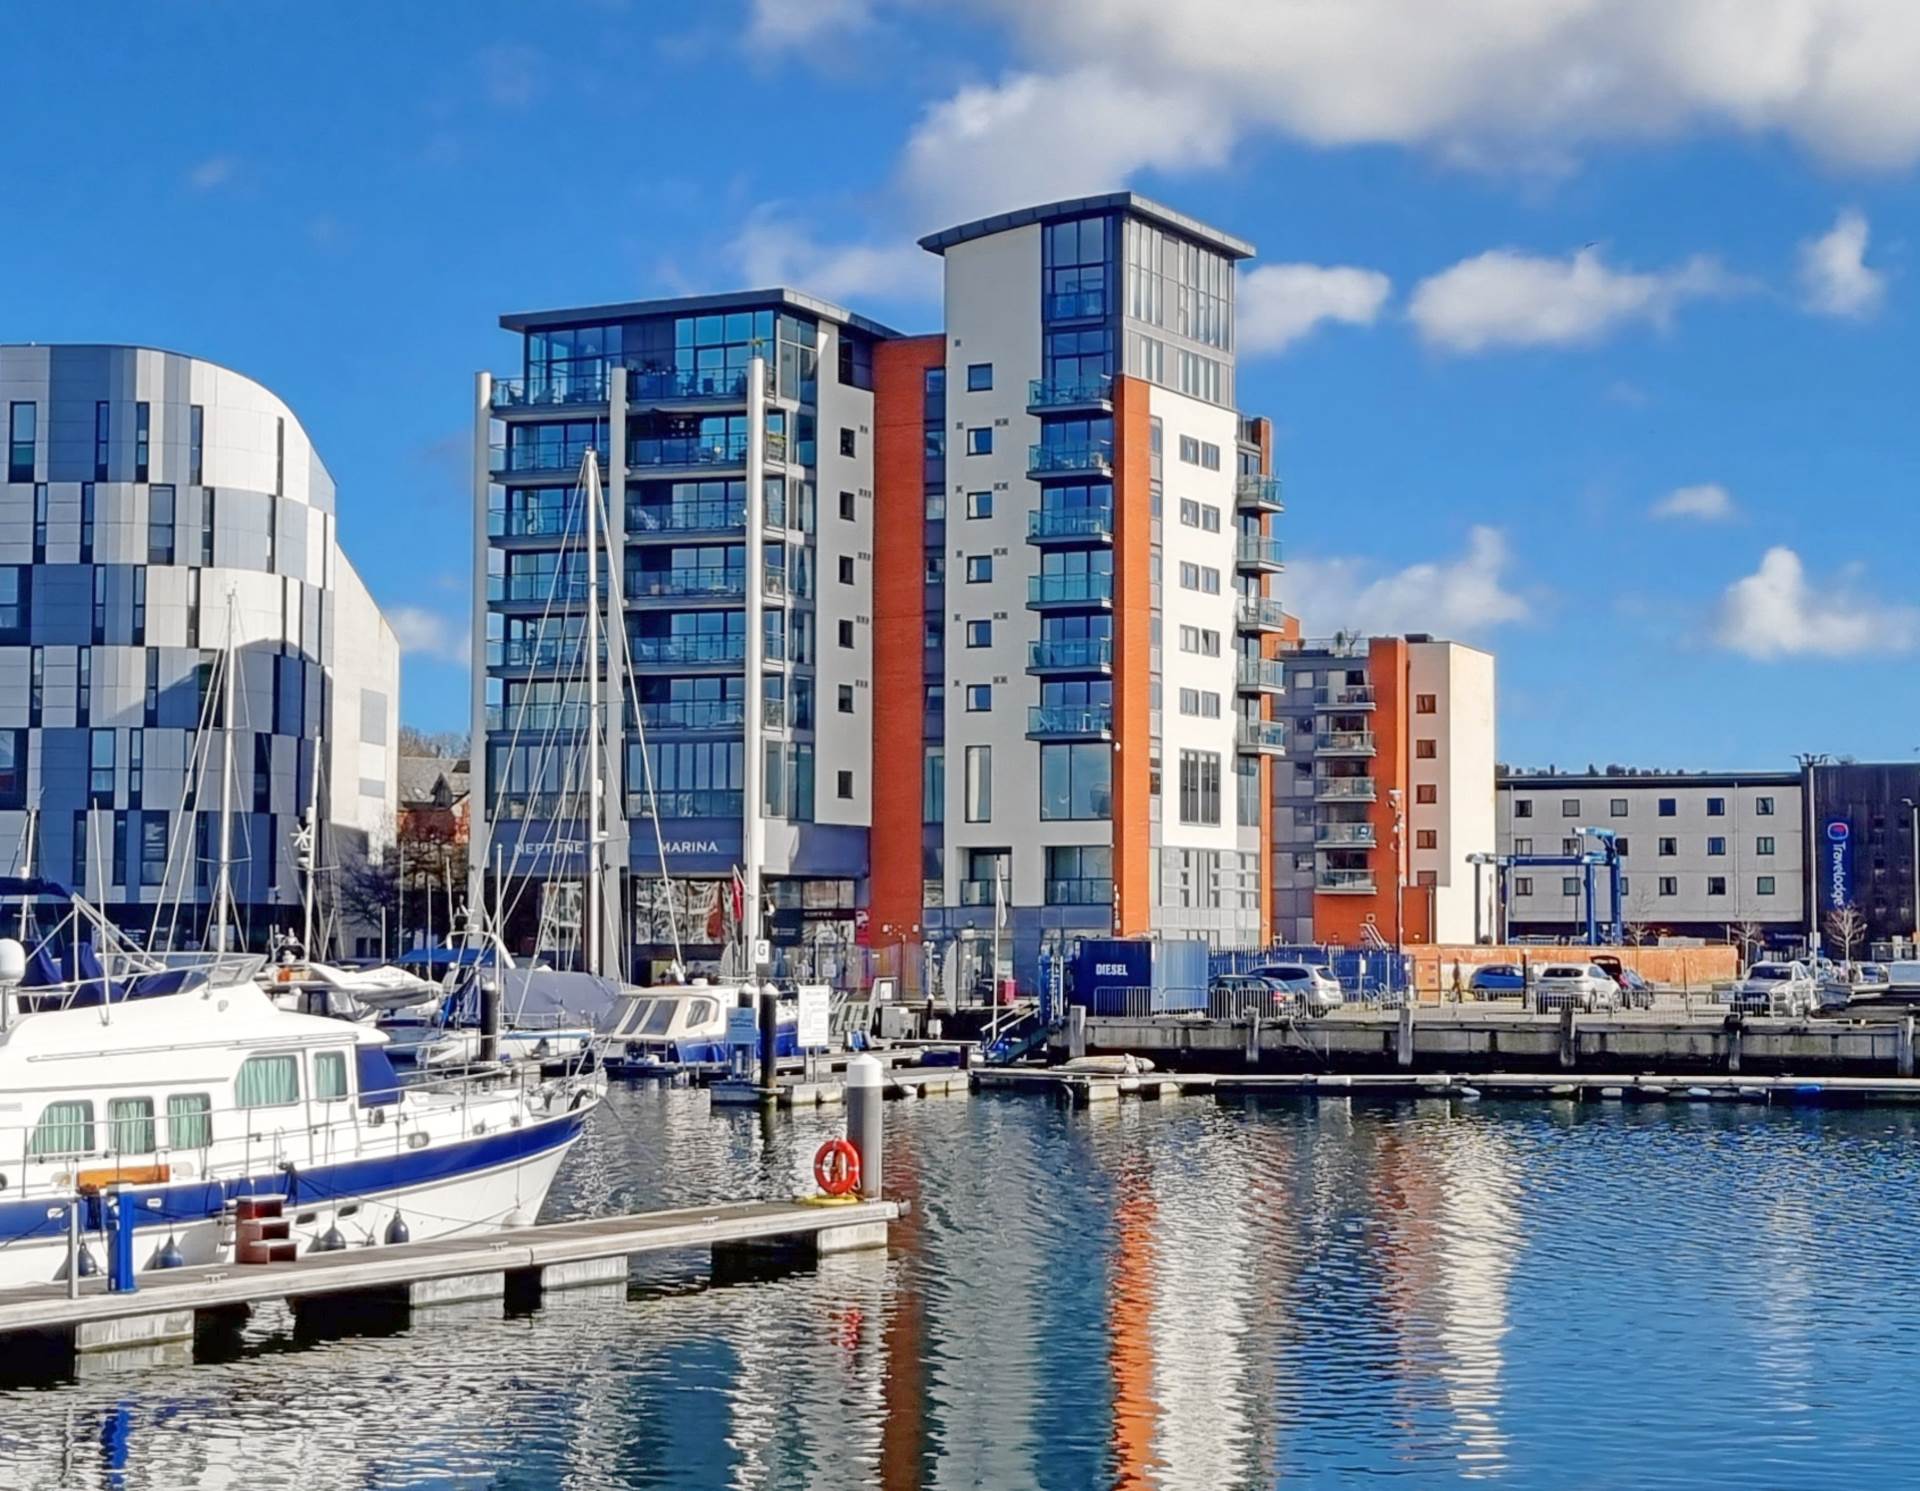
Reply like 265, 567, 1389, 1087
28, 1100, 94, 1157
107, 1097, 155, 1155
313, 1051, 349, 1101
167, 1094, 212, 1149
236, 1054, 300, 1109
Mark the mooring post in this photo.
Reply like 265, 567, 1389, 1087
1728, 1015, 1743, 1073
758, 981, 780, 1097
1900, 1016, 1915, 1078
1396, 999, 1415, 1068
108, 1185, 136, 1294
847, 1053, 884, 1200
1245, 1009, 1261, 1067
1559, 1002, 1577, 1070
66, 1194, 81, 1300
1067, 1004, 1087, 1061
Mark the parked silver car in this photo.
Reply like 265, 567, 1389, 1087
1249, 963, 1346, 1016
1532, 962, 1621, 1013
1732, 961, 1814, 1016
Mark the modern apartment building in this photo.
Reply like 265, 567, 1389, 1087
1796, 759, 1920, 952
0, 344, 399, 948
1495, 769, 1804, 944
472, 292, 895, 972
1270, 635, 1496, 947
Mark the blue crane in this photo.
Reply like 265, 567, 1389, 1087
1470, 827, 1623, 946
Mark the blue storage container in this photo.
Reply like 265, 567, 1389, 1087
1070, 939, 1210, 1015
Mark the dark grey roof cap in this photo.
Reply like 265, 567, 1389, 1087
500, 287, 903, 340
918, 192, 1255, 261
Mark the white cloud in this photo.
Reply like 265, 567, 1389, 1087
1798, 208, 1886, 318
727, 205, 939, 305
187, 156, 236, 192
1713, 546, 1917, 659
1283, 525, 1530, 640
1651, 482, 1736, 522
475, 43, 545, 110
1237, 263, 1392, 356
747, 0, 873, 50
390, 606, 471, 667
1408, 247, 1740, 353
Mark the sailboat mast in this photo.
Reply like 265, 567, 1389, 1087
213, 592, 238, 952
584, 448, 603, 979
741, 352, 766, 974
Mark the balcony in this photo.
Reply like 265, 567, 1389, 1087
1315, 776, 1377, 803
1236, 719, 1288, 755
488, 504, 583, 542
1046, 878, 1114, 907
1315, 823, 1378, 848
626, 367, 759, 406
636, 699, 746, 732
1027, 375, 1114, 414
487, 637, 601, 672
631, 788, 745, 820
1317, 870, 1378, 893
1235, 475, 1284, 513
487, 573, 599, 605
1027, 704, 1113, 740
490, 441, 600, 481
624, 501, 748, 541
1028, 573, 1114, 610
1235, 596, 1288, 633
1028, 637, 1114, 675
1235, 536, 1286, 573
1314, 685, 1376, 711
1315, 730, 1377, 756
490, 368, 609, 412
1028, 441, 1113, 479
1235, 658, 1286, 694
628, 433, 749, 472
629, 637, 763, 668
485, 701, 592, 733
1028, 506, 1114, 546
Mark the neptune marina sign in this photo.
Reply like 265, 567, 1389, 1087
1825, 819, 1854, 912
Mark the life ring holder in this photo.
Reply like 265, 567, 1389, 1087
813, 1138, 861, 1198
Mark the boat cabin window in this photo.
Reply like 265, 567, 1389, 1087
314, 1050, 350, 1101
28, 1100, 94, 1158
168, 1093, 212, 1149
236, 1054, 301, 1109
107, 1097, 156, 1155
641, 1001, 678, 1037
619, 999, 654, 1036
688, 999, 716, 1027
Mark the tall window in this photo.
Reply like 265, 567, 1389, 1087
923, 748, 944, 823
148, 485, 176, 563
80, 483, 95, 562
274, 417, 285, 496
111, 811, 127, 887
7, 402, 34, 482
0, 568, 26, 644
964, 745, 991, 823
94, 401, 110, 480
77, 647, 91, 727
1178, 749, 1221, 826
71, 810, 88, 890
201, 488, 216, 565
127, 729, 143, 808
133, 401, 150, 482
0, 730, 23, 810
91, 568, 107, 644
189, 404, 205, 485
31, 484, 46, 563
1040, 743, 1112, 820
266, 496, 278, 572
28, 647, 43, 728
131, 568, 146, 644
139, 813, 167, 887
89, 729, 114, 806
144, 650, 160, 727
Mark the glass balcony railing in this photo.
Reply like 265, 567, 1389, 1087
485, 702, 593, 732
1315, 776, 1377, 801
1235, 596, 1289, 631
1028, 506, 1114, 542
630, 636, 746, 667
628, 434, 750, 469
630, 788, 745, 820
1045, 289, 1106, 320
1235, 475, 1284, 510
1315, 731, 1377, 755
1236, 719, 1289, 753
1314, 685, 1377, 709
487, 573, 598, 603
490, 441, 600, 477
1315, 824, 1377, 847
491, 369, 609, 410
1235, 536, 1286, 569
1317, 870, 1378, 892
958, 879, 1005, 907
489, 504, 582, 539
1028, 572, 1115, 608
1028, 704, 1114, 738
487, 638, 601, 671
1046, 878, 1114, 907
1028, 637, 1114, 672
1029, 442, 1114, 476
1236, 658, 1286, 691
637, 699, 746, 732
628, 367, 753, 403
1027, 375, 1114, 410
625, 501, 746, 536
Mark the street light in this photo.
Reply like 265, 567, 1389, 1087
1904, 797, 1919, 952
1388, 787, 1405, 967
1795, 752, 1830, 961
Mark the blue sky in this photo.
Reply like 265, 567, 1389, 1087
5, 1, 1917, 771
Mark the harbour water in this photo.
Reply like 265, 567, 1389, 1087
3, 1085, 1919, 1489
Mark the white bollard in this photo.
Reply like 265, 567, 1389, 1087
846, 1053, 884, 1200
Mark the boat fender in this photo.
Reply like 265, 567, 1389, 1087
569, 1088, 593, 1112
155, 1235, 185, 1269
385, 1213, 411, 1246
814, 1138, 861, 1198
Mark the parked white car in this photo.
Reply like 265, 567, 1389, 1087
1533, 963, 1621, 1013
1249, 963, 1346, 1016
1732, 961, 1815, 1016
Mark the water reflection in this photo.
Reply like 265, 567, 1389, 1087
3, 1090, 1920, 1488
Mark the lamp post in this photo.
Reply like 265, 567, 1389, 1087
1795, 752, 1830, 962
1904, 797, 1919, 952
1388, 787, 1405, 965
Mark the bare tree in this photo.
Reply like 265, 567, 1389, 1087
1729, 918, 1764, 966
1623, 886, 1659, 948
1825, 904, 1866, 965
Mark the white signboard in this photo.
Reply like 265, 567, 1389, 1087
725, 1007, 760, 1049
796, 987, 830, 1050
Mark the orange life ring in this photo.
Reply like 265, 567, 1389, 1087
813, 1138, 861, 1197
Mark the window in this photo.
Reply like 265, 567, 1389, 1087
1515, 877, 1534, 896
924, 552, 945, 584
966, 427, 992, 456
236, 1054, 300, 1108
837, 769, 854, 800
1708, 876, 1728, 896
838, 490, 855, 521
924, 620, 943, 651
1707, 836, 1726, 856
149, 484, 176, 564
1417, 829, 1437, 850
89, 730, 115, 806
965, 684, 991, 712
77, 647, 92, 727
837, 619, 854, 649
1178, 749, 1221, 826
923, 748, 944, 823
134, 401, 150, 483
966, 555, 993, 583
131, 568, 146, 644
1658, 798, 1676, 817
966, 490, 993, 519
0, 730, 22, 810
1757, 876, 1777, 895
1416, 784, 1437, 805
1177, 626, 1220, 656
1707, 797, 1726, 817
1199, 442, 1221, 470
28, 1100, 93, 1158
966, 363, 993, 391
966, 620, 991, 648
91, 568, 107, 644
925, 490, 946, 522
107, 1097, 156, 1155
839, 427, 857, 457
1176, 562, 1220, 593
1562, 798, 1580, 817
28, 648, 42, 727
837, 555, 854, 586
7, 402, 35, 482
139, 815, 167, 886
111, 811, 127, 886
1616, 837, 1630, 857
190, 404, 205, 485
1176, 688, 1220, 718
167, 1094, 212, 1149
1040, 742, 1112, 820
1177, 499, 1221, 532
965, 745, 991, 822
81, 483, 95, 562
1658, 836, 1676, 856
1178, 435, 1200, 465
1658, 877, 1678, 897
1610, 798, 1628, 817
1515, 800, 1533, 819
838, 684, 854, 714
1415, 739, 1437, 760
1756, 797, 1775, 817
1415, 694, 1437, 714
314, 1051, 349, 1101
127, 729, 143, 807
275, 416, 285, 494
1562, 877, 1580, 896
201, 488, 216, 565
31, 484, 46, 562
1562, 837, 1580, 855
94, 402, 110, 481
1757, 836, 1775, 856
